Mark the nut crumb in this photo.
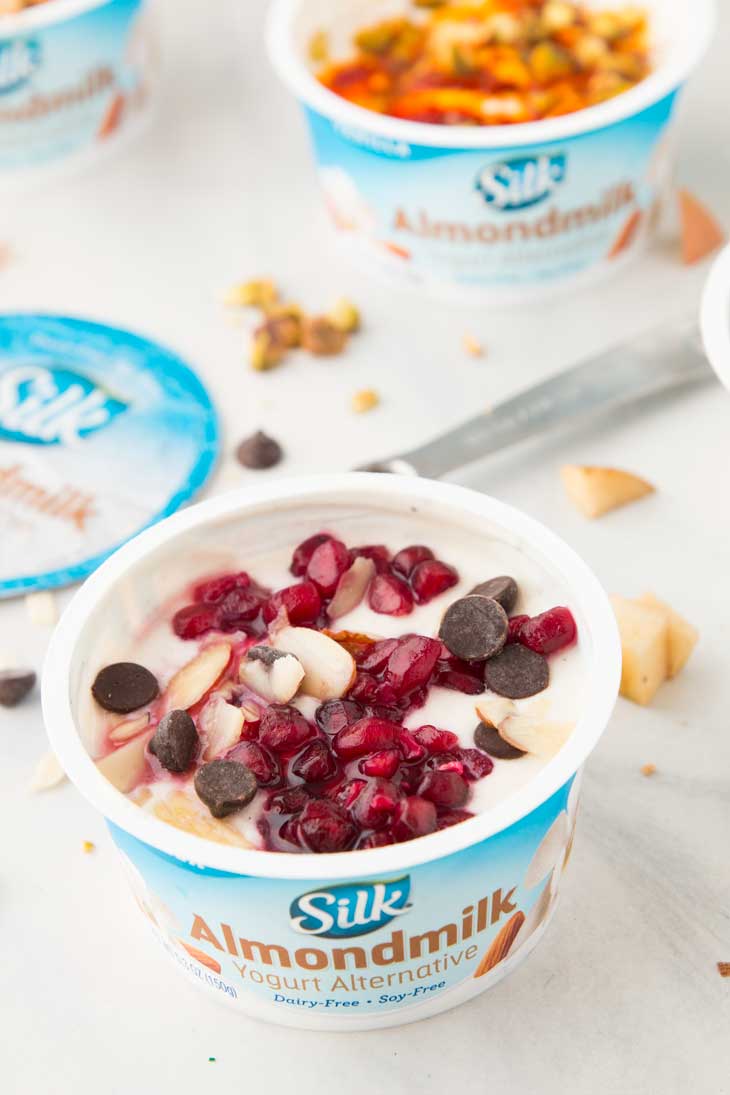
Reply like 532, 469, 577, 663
82, 840, 96, 854
463, 334, 484, 357
717, 962, 730, 978
352, 388, 380, 414
641, 763, 656, 777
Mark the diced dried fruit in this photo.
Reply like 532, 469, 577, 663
561, 464, 654, 519
351, 388, 380, 414
263, 582, 321, 626
301, 315, 348, 355
306, 537, 350, 596
273, 626, 356, 700
291, 739, 337, 783
314, 698, 365, 735
236, 430, 284, 469
290, 533, 332, 576
227, 740, 280, 785
391, 796, 437, 841
333, 716, 401, 759
518, 606, 577, 655
164, 644, 231, 711
391, 544, 434, 577
92, 662, 159, 714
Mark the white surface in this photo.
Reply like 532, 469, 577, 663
1, 0, 730, 1090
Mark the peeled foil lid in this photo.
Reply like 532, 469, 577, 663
0, 314, 219, 597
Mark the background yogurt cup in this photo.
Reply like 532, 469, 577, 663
268, 0, 714, 303
42, 474, 621, 1030
0, 0, 157, 177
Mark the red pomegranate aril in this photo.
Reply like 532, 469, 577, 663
385, 636, 442, 698
359, 749, 401, 778
507, 614, 530, 644
227, 741, 280, 786
350, 545, 391, 573
193, 571, 250, 604
398, 730, 427, 763
332, 778, 366, 810
259, 704, 314, 752
413, 726, 460, 755
314, 699, 365, 735
391, 796, 437, 841
368, 574, 414, 617
410, 559, 459, 604
267, 786, 310, 814
291, 739, 337, 783
435, 669, 485, 695
436, 808, 474, 830
359, 831, 395, 849
333, 716, 401, 760
391, 544, 435, 577
263, 581, 321, 626
418, 769, 469, 808
519, 606, 577, 655
348, 672, 380, 705
299, 799, 358, 853
357, 638, 399, 673
435, 758, 465, 775
218, 587, 264, 628
456, 748, 494, 781
352, 778, 401, 830
306, 538, 350, 597
172, 603, 220, 640
279, 816, 301, 846
290, 533, 332, 577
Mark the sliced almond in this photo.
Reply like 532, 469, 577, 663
164, 643, 232, 712
272, 625, 356, 700
109, 713, 151, 743
327, 557, 376, 620
524, 811, 570, 889
96, 731, 153, 793
499, 715, 574, 759
239, 647, 305, 704
474, 696, 516, 729
154, 791, 253, 848
200, 696, 245, 760
29, 750, 66, 792
561, 464, 654, 519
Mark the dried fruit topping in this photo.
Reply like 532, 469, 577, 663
91, 662, 159, 714
518, 606, 577, 655
298, 798, 358, 853
439, 595, 508, 661
194, 760, 258, 819
385, 636, 442, 698
357, 637, 400, 672
194, 572, 250, 604
391, 544, 434, 577
410, 559, 458, 604
368, 573, 414, 616
507, 614, 530, 644
172, 603, 221, 641
412, 725, 460, 755
267, 786, 311, 815
456, 748, 494, 781
149, 709, 199, 773
258, 703, 315, 752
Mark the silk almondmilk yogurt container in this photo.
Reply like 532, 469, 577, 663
267, 0, 714, 302
43, 474, 620, 1029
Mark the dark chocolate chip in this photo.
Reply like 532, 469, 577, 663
91, 662, 159, 714
246, 645, 287, 666
236, 431, 283, 470
194, 759, 258, 819
484, 644, 549, 700
474, 720, 525, 760
439, 595, 508, 662
469, 576, 519, 614
149, 709, 199, 773
0, 669, 36, 708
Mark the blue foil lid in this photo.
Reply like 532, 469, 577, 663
0, 314, 219, 597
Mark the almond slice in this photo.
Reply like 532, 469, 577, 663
154, 791, 253, 848
474, 696, 516, 729
327, 557, 376, 620
239, 647, 305, 704
272, 625, 356, 700
109, 712, 151, 743
561, 464, 654, 519
96, 731, 153, 793
200, 696, 245, 760
499, 715, 574, 759
164, 643, 232, 711
29, 750, 66, 792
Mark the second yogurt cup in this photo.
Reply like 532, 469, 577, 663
268, 0, 714, 302
43, 475, 620, 1030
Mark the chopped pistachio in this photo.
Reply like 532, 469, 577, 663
328, 297, 361, 333
351, 388, 380, 414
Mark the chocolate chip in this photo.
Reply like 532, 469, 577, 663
246, 645, 287, 666
194, 759, 258, 818
470, 576, 518, 613
0, 669, 36, 707
474, 721, 525, 760
439, 595, 508, 662
149, 709, 199, 772
91, 662, 159, 713
484, 644, 549, 699
236, 431, 283, 470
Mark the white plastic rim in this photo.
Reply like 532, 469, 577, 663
700, 243, 730, 393
43, 473, 621, 882
0, 0, 108, 35
267, 0, 716, 151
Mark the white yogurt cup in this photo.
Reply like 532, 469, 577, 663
701, 244, 730, 392
268, 0, 714, 303
42, 474, 620, 1030
0, 0, 157, 178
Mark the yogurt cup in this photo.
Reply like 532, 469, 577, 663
42, 474, 621, 1030
0, 0, 157, 179
701, 243, 730, 393
267, 0, 714, 303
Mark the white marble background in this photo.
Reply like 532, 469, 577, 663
1, 1, 730, 1092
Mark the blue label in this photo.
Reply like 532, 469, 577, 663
0, 37, 40, 96
289, 877, 413, 939
0, 363, 127, 445
475, 153, 567, 212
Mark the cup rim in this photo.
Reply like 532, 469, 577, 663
0, 0, 111, 34
266, 0, 715, 151
42, 473, 621, 881
700, 243, 730, 393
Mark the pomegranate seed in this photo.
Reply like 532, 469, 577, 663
259, 704, 315, 752
267, 786, 310, 814
436, 808, 473, 830
519, 606, 577, 655
391, 544, 434, 577
227, 741, 280, 786
279, 816, 301, 846
350, 545, 391, 573
411, 559, 459, 604
391, 796, 437, 841
385, 636, 442, 698
306, 538, 350, 597
456, 748, 494, 781
359, 749, 401, 778
314, 699, 365, 735
332, 778, 366, 810
172, 603, 220, 640
348, 673, 380, 705
290, 533, 331, 577
352, 778, 401, 830
299, 799, 358, 853
418, 769, 469, 808
356, 638, 399, 672
218, 587, 264, 629
413, 726, 460, 754
291, 739, 337, 783
435, 759, 465, 775
333, 716, 401, 759
372, 681, 400, 707
262, 581, 321, 625
193, 572, 250, 604
368, 574, 414, 616
435, 669, 485, 694
359, 830, 395, 848
507, 614, 530, 644
398, 730, 427, 763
